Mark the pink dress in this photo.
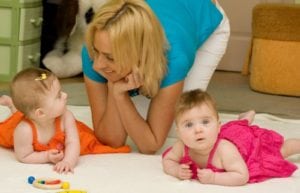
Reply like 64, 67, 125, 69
220, 119, 297, 183
163, 119, 298, 183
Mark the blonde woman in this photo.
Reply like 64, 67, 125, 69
82, 0, 230, 154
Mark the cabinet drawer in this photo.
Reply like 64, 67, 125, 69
0, 42, 40, 81
0, 0, 42, 4
0, 0, 42, 82
19, 0, 42, 3
19, 6, 43, 41
0, 7, 12, 39
18, 42, 40, 70
0, 45, 12, 75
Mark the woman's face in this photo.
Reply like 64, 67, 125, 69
92, 30, 129, 82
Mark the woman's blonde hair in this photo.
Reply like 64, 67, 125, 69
86, 0, 168, 97
10, 68, 57, 116
175, 89, 219, 124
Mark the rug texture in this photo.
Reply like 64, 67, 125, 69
0, 105, 300, 193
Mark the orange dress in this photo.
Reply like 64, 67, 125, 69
0, 111, 130, 154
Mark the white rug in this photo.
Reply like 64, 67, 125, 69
1, 104, 300, 193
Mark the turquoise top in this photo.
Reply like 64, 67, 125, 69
82, 0, 223, 88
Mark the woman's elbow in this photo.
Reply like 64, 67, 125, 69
139, 148, 157, 155
138, 141, 164, 155
104, 139, 127, 149
94, 132, 127, 148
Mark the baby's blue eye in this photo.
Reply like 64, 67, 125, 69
184, 122, 193, 128
202, 119, 210, 125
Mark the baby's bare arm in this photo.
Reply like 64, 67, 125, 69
162, 141, 193, 180
204, 140, 249, 186
55, 110, 80, 173
14, 122, 54, 163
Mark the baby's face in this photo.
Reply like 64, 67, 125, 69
176, 103, 220, 152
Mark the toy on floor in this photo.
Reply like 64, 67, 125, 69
27, 176, 70, 190
57, 190, 87, 193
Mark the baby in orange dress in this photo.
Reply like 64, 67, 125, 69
0, 68, 130, 174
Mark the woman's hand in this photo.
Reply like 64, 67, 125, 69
110, 70, 143, 97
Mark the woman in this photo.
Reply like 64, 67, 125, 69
82, 0, 230, 154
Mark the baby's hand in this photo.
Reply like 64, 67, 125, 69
53, 161, 74, 174
47, 149, 64, 164
177, 163, 192, 180
197, 168, 215, 184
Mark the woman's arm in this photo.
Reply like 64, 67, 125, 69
84, 76, 127, 147
112, 78, 184, 154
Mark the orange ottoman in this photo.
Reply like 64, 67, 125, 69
244, 4, 300, 96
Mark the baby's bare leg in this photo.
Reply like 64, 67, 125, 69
238, 110, 255, 124
281, 139, 300, 158
0, 95, 17, 113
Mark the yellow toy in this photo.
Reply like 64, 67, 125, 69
28, 176, 70, 190
57, 190, 87, 193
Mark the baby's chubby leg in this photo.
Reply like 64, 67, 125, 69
238, 110, 255, 124
0, 95, 17, 113
281, 139, 300, 158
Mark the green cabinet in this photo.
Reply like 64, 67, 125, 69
0, 0, 42, 81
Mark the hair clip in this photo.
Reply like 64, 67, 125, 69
35, 73, 47, 81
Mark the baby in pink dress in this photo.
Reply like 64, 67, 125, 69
162, 89, 299, 186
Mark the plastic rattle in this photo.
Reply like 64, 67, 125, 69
56, 190, 87, 193
28, 176, 70, 190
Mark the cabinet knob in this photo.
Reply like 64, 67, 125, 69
30, 17, 43, 27
28, 53, 41, 64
